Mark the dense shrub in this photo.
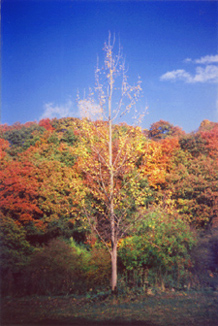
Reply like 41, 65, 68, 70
23, 238, 111, 296
25, 238, 85, 295
118, 209, 196, 289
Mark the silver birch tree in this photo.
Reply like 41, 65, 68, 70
78, 33, 146, 293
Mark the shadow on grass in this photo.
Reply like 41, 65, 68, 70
2, 318, 157, 326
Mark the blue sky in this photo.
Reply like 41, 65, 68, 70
2, 0, 218, 132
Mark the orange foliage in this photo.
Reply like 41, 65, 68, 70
139, 137, 180, 188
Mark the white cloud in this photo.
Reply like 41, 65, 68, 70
192, 65, 218, 83
40, 100, 74, 120
161, 54, 218, 84
40, 98, 103, 121
195, 54, 218, 65
184, 54, 218, 65
160, 65, 218, 84
160, 69, 193, 83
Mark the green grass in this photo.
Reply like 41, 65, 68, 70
1, 290, 218, 326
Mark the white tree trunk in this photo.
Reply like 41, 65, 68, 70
108, 50, 118, 293
111, 242, 117, 293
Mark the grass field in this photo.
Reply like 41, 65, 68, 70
1, 290, 218, 326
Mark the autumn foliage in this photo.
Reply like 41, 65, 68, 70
0, 118, 218, 295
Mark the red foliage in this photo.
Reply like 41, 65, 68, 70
0, 159, 43, 226
0, 139, 10, 161
38, 119, 54, 131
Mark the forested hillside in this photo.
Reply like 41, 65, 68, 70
0, 117, 218, 296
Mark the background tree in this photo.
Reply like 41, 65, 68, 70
78, 33, 145, 293
148, 120, 184, 140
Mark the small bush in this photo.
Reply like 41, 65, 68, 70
118, 208, 196, 289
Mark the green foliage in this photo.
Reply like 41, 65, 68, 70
69, 238, 111, 289
69, 237, 91, 266
47, 133, 59, 145
59, 148, 76, 166
32, 132, 76, 166
62, 129, 77, 145
39, 218, 76, 241
2, 123, 45, 155
0, 213, 34, 295
119, 209, 196, 288
0, 214, 33, 273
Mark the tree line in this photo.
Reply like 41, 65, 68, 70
0, 117, 217, 295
